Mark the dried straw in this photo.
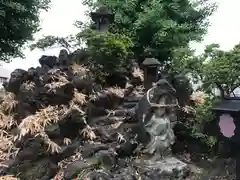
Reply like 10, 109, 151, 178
105, 87, 125, 98
0, 92, 18, 114
0, 175, 18, 180
190, 91, 205, 105
132, 67, 144, 81
17, 106, 65, 153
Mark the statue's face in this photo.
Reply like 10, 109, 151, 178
154, 96, 166, 117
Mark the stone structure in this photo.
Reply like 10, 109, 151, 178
135, 79, 178, 157
142, 58, 160, 91
90, 7, 114, 33
134, 78, 188, 177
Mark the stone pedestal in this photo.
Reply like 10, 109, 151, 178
134, 157, 189, 179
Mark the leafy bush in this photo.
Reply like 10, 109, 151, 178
79, 31, 133, 82
189, 95, 220, 147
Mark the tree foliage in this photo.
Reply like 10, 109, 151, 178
83, 32, 133, 72
169, 47, 202, 76
30, 35, 76, 52
83, 0, 216, 66
0, 0, 51, 62
200, 43, 240, 97
78, 31, 133, 82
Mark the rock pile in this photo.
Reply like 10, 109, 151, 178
0, 49, 151, 180
0, 48, 200, 180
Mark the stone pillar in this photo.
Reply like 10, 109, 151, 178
142, 58, 160, 91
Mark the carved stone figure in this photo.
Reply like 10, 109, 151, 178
135, 79, 178, 159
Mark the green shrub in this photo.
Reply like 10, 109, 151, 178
190, 96, 220, 147
78, 31, 133, 82
87, 32, 133, 70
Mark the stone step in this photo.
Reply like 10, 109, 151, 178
122, 102, 138, 108
123, 97, 141, 103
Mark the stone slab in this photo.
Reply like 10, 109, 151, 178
134, 156, 189, 179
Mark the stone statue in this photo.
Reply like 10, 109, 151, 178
135, 79, 179, 159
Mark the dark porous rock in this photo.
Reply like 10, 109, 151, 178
95, 149, 117, 169
12, 158, 58, 180
44, 82, 74, 105
90, 91, 123, 110
81, 143, 109, 158
35, 66, 49, 77
94, 126, 116, 143
64, 158, 99, 180
5, 69, 28, 93
113, 167, 140, 180
27, 67, 40, 85
105, 72, 127, 88
7, 138, 57, 180
58, 49, 70, 66
87, 104, 108, 119
122, 101, 138, 108
54, 140, 81, 162
13, 137, 48, 163
83, 171, 111, 180
14, 101, 37, 123
116, 141, 138, 158
45, 123, 61, 139
72, 76, 94, 95
58, 109, 86, 139
39, 55, 57, 68
58, 117, 83, 139
14, 81, 41, 120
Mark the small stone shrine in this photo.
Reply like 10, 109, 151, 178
212, 97, 240, 143
90, 7, 114, 33
142, 57, 160, 91
212, 97, 240, 180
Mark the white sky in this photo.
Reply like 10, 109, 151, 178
1, 0, 240, 71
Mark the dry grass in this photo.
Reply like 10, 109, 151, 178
0, 175, 18, 180
132, 67, 144, 81
45, 81, 69, 93
0, 130, 19, 162
0, 112, 16, 130
21, 81, 36, 91
45, 69, 69, 92
69, 90, 87, 115
0, 92, 18, 115
71, 63, 89, 77
17, 105, 67, 153
182, 105, 196, 114
190, 91, 206, 105
105, 86, 125, 98
79, 124, 96, 141
71, 90, 87, 106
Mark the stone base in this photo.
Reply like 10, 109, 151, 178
134, 156, 189, 179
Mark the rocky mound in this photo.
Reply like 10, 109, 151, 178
0, 49, 152, 180
2, 48, 227, 180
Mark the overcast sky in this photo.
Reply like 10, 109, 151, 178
2, 0, 240, 71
